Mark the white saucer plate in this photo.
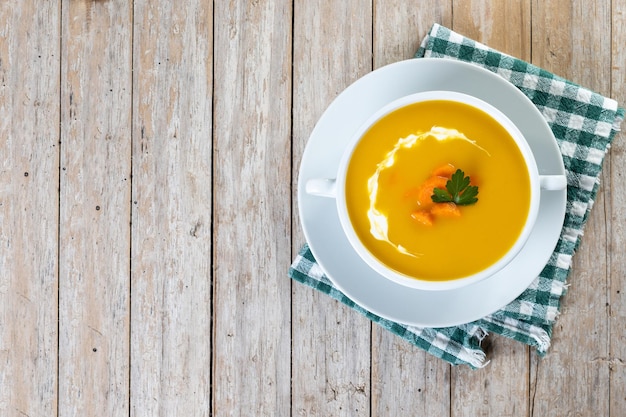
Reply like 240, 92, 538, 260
297, 58, 566, 328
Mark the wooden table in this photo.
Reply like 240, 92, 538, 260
1, 1, 624, 415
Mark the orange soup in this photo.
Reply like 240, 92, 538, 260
345, 100, 531, 281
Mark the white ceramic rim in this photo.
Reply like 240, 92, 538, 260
333, 90, 541, 291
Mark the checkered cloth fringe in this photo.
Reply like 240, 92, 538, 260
289, 23, 624, 367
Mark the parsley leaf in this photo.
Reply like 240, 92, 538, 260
431, 169, 479, 206
432, 187, 452, 202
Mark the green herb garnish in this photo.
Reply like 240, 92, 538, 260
431, 169, 479, 205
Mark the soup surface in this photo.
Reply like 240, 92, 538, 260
345, 99, 531, 281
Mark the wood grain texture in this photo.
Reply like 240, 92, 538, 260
450, 4, 532, 416
530, 0, 612, 415
371, 330, 451, 417
452, 0, 531, 61
131, 1, 213, 415
58, 0, 132, 415
0, 1, 60, 416
373, 0, 452, 67
452, 336, 529, 417
291, 1, 373, 416
609, 0, 626, 413
370, 4, 452, 416
212, 0, 292, 415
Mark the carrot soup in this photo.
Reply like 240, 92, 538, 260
344, 99, 531, 281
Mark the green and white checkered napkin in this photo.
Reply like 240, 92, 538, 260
289, 23, 625, 367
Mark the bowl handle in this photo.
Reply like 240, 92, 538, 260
539, 175, 567, 190
305, 178, 337, 198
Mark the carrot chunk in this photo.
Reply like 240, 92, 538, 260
410, 210, 434, 226
408, 164, 467, 225
431, 202, 461, 218
431, 163, 456, 178
417, 176, 448, 207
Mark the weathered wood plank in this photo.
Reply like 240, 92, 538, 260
212, 1, 292, 415
291, 1, 373, 416
0, 1, 60, 416
130, 1, 213, 415
609, 0, 626, 414
449, 3, 532, 416
452, 0, 531, 61
452, 335, 529, 417
530, 0, 612, 415
370, 3, 452, 416
58, 0, 132, 415
371, 331, 451, 417
373, 1, 452, 67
